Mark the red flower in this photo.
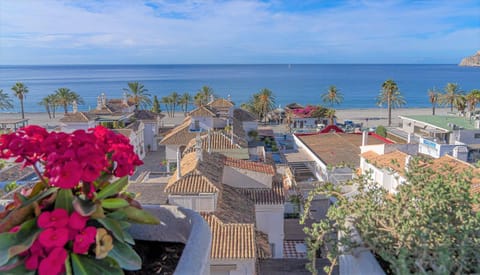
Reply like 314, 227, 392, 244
68, 211, 88, 231
38, 227, 69, 248
49, 160, 83, 189
73, 226, 96, 254
37, 209, 69, 229
25, 240, 46, 270
38, 247, 67, 275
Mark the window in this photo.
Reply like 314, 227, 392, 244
474, 133, 480, 139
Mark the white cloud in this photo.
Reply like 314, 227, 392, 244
0, 0, 478, 64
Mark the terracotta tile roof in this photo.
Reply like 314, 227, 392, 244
165, 151, 225, 194
297, 132, 388, 167
224, 157, 275, 175
256, 230, 272, 259
240, 180, 285, 205
233, 108, 256, 122
159, 117, 198, 145
134, 110, 164, 120
201, 214, 256, 259
189, 105, 217, 117
361, 150, 408, 175
59, 112, 93, 122
182, 131, 243, 155
165, 174, 219, 194
208, 98, 234, 108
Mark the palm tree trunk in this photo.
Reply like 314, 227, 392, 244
387, 98, 392, 126
64, 103, 68, 114
46, 105, 52, 119
20, 99, 25, 119
432, 105, 436, 116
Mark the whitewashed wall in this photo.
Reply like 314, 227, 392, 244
222, 166, 272, 188
255, 204, 284, 258
210, 259, 255, 275
168, 194, 217, 212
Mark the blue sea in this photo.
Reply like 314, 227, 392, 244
0, 64, 479, 113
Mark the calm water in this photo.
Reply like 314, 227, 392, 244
0, 64, 479, 113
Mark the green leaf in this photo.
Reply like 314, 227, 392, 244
96, 177, 129, 200
108, 238, 142, 270
65, 253, 73, 275
101, 198, 129, 209
121, 206, 159, 224
0, 219, 40, 266
122, 231, 135, 245
106, 210, 126, 220
55, 189, 73, 213
0, 258, 35, 275
96, 217, 125, 243
73, 197, 97, 216
71, 254, 123, 275
22, 187, 58, 207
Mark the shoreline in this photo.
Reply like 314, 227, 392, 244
0, 107, 449, 129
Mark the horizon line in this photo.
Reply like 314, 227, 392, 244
0, 63, 460, 66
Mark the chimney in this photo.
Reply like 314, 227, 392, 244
227, 94, 231, 101
231, 126, 234, 145
96, 96, 102, 110
407, 133, 413, 143
101, 93, 106, 106
362, 131, 368, 146
207, 129, 212, 153
405, 155, 412, 172
72, 100, 78, 113
195, 133, 203, 161
209, 94, 214, 104
123, 92, 128, 105
176, 147, 181, 178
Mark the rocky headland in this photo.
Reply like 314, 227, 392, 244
459, 51, 480, 66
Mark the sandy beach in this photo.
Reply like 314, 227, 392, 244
0, 107, 448, 130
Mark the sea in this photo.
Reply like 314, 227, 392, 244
0, 64, 479, 113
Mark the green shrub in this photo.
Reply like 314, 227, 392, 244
375, 125, 387, 137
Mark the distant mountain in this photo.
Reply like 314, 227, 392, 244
459, 51, 480, 67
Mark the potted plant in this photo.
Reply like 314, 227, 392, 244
0, 125, 160, 274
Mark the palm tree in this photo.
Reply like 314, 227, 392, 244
0, 89, 13, 111
321, 85, 344, 107
54, 88, 84, 114
326, 108, 336, 125
428, 87, 439, 115
170, 92, 179, 117
38, 96, 52, 119
161, 96, 174, 117
454, 95, 467, 113
179, 93, 192, 116
11, 82, 29, 119
255, 88, 276, 123
284, 111, 293, 133
194, 86, 214, 106
466, 89, 480, 113
151, 95, 161, 114
440, 83, 463, 112
48, 94, 59, 118
377, 79, 406, 126
123, 81, 152, 110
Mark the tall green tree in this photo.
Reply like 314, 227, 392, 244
54, 88, 84, 114
255, 88, 276, 123
161, 96, 174, 118
466, 89, 480, 113
179, 92, 192, 116
194, 86, 214, 106
38, 96, 52, 119
48, 94, 58, 118
440, 82, 463, 112
170, 92, 179, 117
377, 79, 406, 126
123, 81, 152, 110
325, 108, 336, 125
428, 87, 440, 115
11, 82, 29, 119
321, 85, 343, 108
0, 89, 13, 111
151, 95, 161, 114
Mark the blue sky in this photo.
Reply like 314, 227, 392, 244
0, 0, 479, 64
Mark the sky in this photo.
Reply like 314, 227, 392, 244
0, 0, 479, 64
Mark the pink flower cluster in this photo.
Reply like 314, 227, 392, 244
293, 105, 316, 115
22, 209, 96, 275
0, 125, 143, 189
